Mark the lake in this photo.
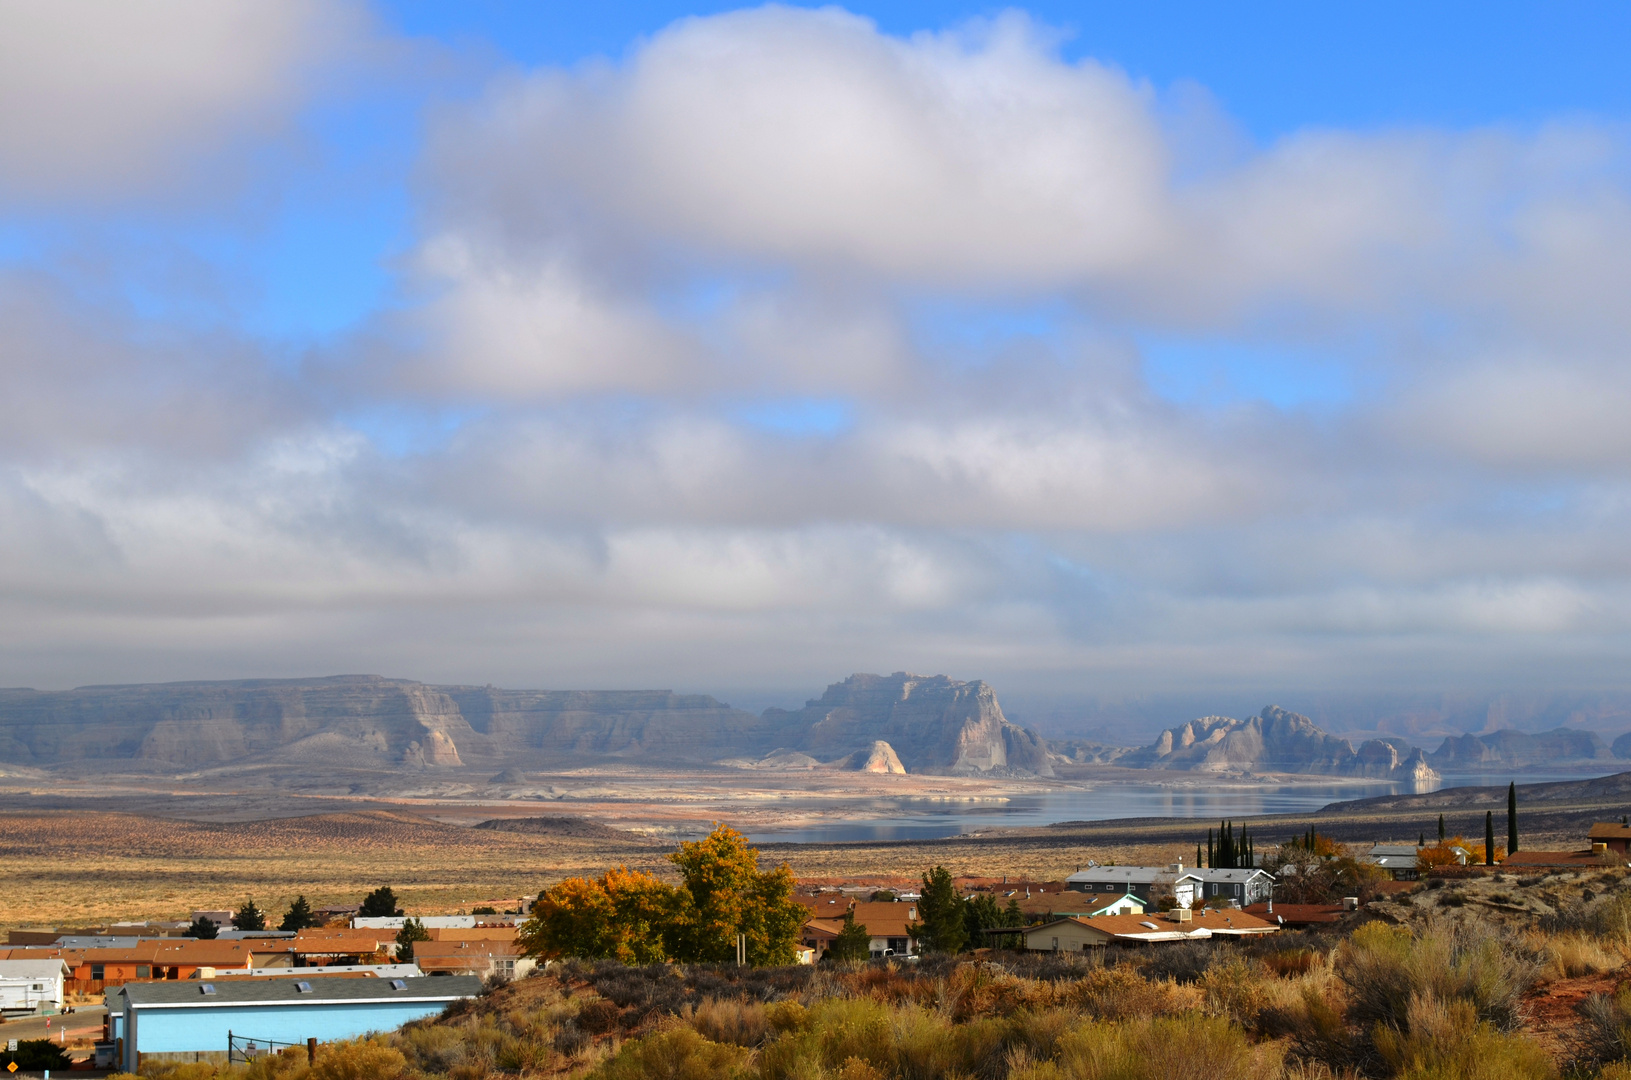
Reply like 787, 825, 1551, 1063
746, 769, 1616, 844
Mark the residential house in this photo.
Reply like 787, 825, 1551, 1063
1364, 844, 1422, 881
1589, 822, 1631, 855
1191, 868, 1274, 906
1243, 903, 1348, 928
115, 975, 481, 1072
289, 930, 395, 967
850, 902, 918, 957
352, 916, 476, 931
1065, 864, 1203, 908
411, 940, 534, 981
0, 958, 70, 1014
1023, 908, 1278, 951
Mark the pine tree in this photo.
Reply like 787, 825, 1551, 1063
395, 917, 430, 963
359, 886, 404, 918
280, 894, 316, 932
232, 898, 266, 931
1485, 811, 1495, 866
1507, 782, 1519, 855
910, 866, 968, 954
828, 910, 873, 962
187, 916, 219, 939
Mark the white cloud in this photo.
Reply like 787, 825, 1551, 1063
0, 0, 374, 203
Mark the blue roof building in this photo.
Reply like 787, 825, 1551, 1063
115, 975, 481, 1072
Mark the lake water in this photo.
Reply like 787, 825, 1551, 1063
746, 769, 1619, 844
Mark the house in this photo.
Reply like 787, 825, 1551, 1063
289, 931, 395, 966
1589, 822, 1631, 854
352, 916, 476, 931
190, 911, 234, 929
1364, 844, 1422, 881
1243, 903, 1347, 928
850, 902, 918, 958
799, 918, 845, 961
0, 959, 70, 1014
1023, 908, 1278, 951
1065, 864, 1203, 908
423, 927, 519, 943
115, 975, 482, 1072
11, 939, 303, 992
1191, 868, 1274, 906
411, 940, 534, 981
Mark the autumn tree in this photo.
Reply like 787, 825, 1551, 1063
520, 866, 678, 964
667, 824, 807, 966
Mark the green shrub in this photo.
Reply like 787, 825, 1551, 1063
592, 1027, 747, 1080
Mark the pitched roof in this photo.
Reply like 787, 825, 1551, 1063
1243, 903, 1345, 925
0, 959, 71, 978
1065, 866, 1201, 886
1589, 823, 1631, 840
122, 975, 481, 1007
412, 941, 521, 959
1501, 850, 1613, 868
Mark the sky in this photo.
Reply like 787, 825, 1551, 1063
4, 2, 1631, 704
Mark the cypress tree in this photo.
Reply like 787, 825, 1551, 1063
1485, 811, 1495, 866
1437, 814, 1445, 844
1507, 782, 1518, 855
1207, 829, 1214, 869
1196, 842, 1202, 869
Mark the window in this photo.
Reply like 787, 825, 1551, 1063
91, 964, 105, 981
136, 966, 151, 979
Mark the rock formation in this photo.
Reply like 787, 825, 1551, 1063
1429, 728, 1614, 770
0, 671, 1056, 778
761, 672, 1053, 776
1124, 705, 1438, 781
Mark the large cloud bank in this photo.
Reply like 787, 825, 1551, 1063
3, 4, 1631, 696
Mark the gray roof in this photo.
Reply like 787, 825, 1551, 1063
1066, 866, 1202, 885
1190, 868, 1272, 882
123, 975, 481, 1008
1369, 844, 1422, 856
0, 959, 70, 978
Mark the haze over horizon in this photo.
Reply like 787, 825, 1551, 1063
5, 3, 1631, 700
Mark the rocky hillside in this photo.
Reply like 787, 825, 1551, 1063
0, 671, 1056, 778
1428, 727, 1615, 770
1122, 705, 1439, 781
761, 672, 1053, 776
0, 676, 768, 771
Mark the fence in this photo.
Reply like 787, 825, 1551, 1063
227, 1031, 315, 1066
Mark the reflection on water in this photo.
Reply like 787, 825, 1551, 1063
747, 768, 1622, 845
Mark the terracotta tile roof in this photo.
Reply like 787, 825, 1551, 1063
1244, 903, 1345, 924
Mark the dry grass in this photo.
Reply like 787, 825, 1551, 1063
0, 810, 668, 929
0, 808, 1187, 929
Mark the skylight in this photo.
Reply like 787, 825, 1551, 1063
390, 979, 406, 990
201, 985, 216, 995
295, 981, 312, 993
1139, 921, 1160, 930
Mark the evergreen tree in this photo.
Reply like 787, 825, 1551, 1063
232, 898, 266, 931
1206, 829, 1214, 868
1507, 782, 1519, 855
1437, 814, 1446, 844
1196, 843, 1202, 869
828, 910, 873, 962
280, 894, 316, 932
910, 866, 968, 954
395, 917, 430, 963
187, 916, 219, 939
359, 886, 404, 918
1485, 811, 1496, 866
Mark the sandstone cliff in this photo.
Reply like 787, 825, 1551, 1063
1429, 727, 1613, 770
761, 672, 1054, 777
1123, 705, 1438, 781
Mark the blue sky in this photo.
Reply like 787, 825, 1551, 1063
3, 1, 1631, 701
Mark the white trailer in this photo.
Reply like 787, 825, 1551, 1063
0, 959, 70, 1014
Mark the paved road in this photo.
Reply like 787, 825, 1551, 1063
0, 1006, 107, 1049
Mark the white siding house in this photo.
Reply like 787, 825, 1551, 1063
0, 959, 70, 1014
